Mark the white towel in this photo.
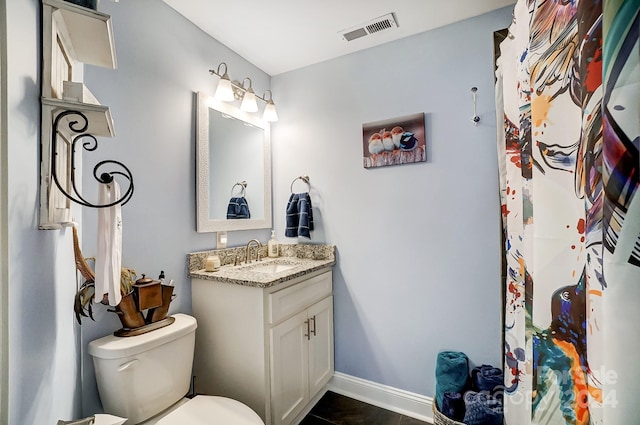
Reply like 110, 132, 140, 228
95, 181, 123, 306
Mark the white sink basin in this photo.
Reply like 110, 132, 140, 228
250, 263, 297, 274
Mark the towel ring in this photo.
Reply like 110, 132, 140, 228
231, 181, 247, 197
290, 175, 311, 193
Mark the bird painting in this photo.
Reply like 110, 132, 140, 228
362, 112, 425, 168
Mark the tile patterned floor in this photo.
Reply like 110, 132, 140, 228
299, 391, 429, 425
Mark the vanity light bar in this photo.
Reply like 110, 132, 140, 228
209, 63, 278, 122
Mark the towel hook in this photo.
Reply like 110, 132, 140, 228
290, 175, 311, 193
231, 181, 247, 197
470, 87, 480, 125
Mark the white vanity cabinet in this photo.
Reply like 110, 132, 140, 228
191, 269, 334, 425
270, 290, 333, 425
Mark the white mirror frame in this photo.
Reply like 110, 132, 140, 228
196, 91, 272, 232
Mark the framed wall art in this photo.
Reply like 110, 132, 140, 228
362, 112, 426, 169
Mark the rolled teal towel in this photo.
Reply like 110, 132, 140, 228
435, 351, 469, 409
472, 364, 503, 393
463, 391, 503, 425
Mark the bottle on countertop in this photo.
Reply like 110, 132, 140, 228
158, 270, 166, 284
268, 230, 279, 258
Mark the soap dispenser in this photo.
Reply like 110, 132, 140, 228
268, 230, 279, 258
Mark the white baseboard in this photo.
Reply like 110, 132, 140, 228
327, 372, 434, 424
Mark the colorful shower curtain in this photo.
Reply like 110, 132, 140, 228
495, 0, 639, 424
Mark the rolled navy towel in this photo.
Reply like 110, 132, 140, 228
441, 391, 465, 421
463, 391, 503, 425
435, 351, 469, 409
472, 364, 503, 393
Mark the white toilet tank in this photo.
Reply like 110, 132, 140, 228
88, 314, 198, 424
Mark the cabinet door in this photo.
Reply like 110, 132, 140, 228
270, 310, 309, 425
308, 296, 334, 397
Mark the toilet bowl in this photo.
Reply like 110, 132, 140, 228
142, 395, 263, 425
88, 313, 264, 425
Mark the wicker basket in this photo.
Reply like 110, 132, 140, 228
432, 401, 466, 425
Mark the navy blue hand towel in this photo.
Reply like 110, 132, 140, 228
285, 192, 314, 238
463, 391, 503, 425
441, 391, 465, 421
435, 351, 469, 410
226, 197, 250, 219
471, 364, 503, 393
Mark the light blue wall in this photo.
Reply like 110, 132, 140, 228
6, 0, 83, 423
80, 0, 272, 416
5, 0, 512, 422
270, 10, 511, 395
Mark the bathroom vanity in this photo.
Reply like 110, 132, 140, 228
188, 244, 336, 425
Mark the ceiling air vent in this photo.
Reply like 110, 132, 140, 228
340, 13, 398, 42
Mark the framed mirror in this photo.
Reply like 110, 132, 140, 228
196, 91, 272, 232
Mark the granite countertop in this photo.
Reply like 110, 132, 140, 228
188, 244, 335, 288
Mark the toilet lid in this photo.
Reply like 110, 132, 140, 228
157, 396, 264, 425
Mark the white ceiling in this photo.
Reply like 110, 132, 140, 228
162, 0, 516, 76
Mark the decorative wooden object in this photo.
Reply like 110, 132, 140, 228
110, 279, 176, 337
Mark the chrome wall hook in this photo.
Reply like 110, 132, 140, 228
470, 87, 480, 125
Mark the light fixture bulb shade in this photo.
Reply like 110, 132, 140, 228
215, 77, 235, 102
240, 89, 258, 112
263, 101, 278, 122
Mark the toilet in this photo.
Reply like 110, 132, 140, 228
88, 313, 264, 425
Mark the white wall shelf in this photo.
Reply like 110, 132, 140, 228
42, 97, 115, 138
39, 0, 130, 229
43, 0, 117, 69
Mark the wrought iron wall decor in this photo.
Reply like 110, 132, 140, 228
51, 110, 134, 208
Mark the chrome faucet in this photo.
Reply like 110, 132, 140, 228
244, 239, 263, 264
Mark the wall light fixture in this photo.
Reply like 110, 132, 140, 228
262, 90, 278, 122
209, 63, 278, 122
239, 77, 258, 112
211, 63, 234, 102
